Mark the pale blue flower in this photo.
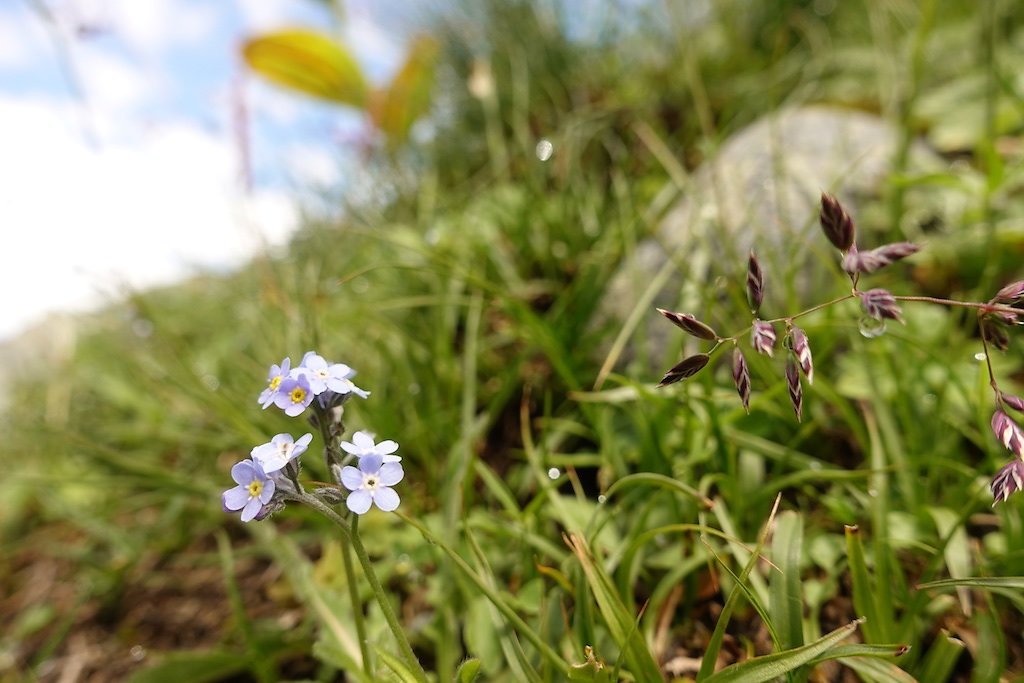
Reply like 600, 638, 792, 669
222, 459, 275, 522
300, 351, 370, 399
341, 430, 400, 463
340, 454, 404, 514
273, 373, 314, 416
252, 432, 313, 473
258, 357, 291, 408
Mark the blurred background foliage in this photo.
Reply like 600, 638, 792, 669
5, 0, 1024, 680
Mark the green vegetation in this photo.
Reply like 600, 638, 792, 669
5, 0, 1024, 680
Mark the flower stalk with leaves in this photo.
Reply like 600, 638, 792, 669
219, 351, 426, 682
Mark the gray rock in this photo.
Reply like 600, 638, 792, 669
600, 105, 945, 370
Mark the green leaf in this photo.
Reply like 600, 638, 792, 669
769, 510, 805, 652
455, 658, 482, 683
703, 619, 863, 683
242, 29, 369, 107
369, 35, 439, 143
128, 650, 246, 683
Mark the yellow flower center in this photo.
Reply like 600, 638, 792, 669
290, 386, 307, 404
247, 480, 264, 498
269, 376, 282, 391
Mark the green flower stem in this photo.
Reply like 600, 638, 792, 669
396, 511, 571, 677
349, 514, 429, 683
340, 523, 373, 679
298, 493, 427, 683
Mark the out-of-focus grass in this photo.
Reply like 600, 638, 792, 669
5, 0, 1024, 680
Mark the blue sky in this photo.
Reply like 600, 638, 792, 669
0, 0, 408, 340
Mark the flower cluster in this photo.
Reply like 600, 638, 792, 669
259, 351, 369, 417
656, 192, 1024, 505
223, 351, 404, 521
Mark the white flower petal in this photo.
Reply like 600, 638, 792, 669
379, 463, 404, 486
373, 487, 400, 512
340, 465, 363, 491
346, 490, 372, 514
223, 486, 250, 511
353, 431, 374, 449
376, 439, 399, 454
241, 497, 263, 522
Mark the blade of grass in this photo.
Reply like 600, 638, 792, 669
769, 511, 804, 653
844, 524, 886, 644
703, 619, 865, 683
697, 495, 781, 681
913, 631, 965, 682
564, 532, 663, 682
397, 511, 570, 677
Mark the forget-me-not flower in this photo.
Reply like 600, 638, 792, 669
252, 432, 313, 473
222, 459, 276, 522
274, 373, 314, 416
300, 351, 370, 399
340, 455, 404, 514
341, 430, 401, 463
258, 357, 291, 408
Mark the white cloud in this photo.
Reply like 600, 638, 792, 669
0, 6, 45, 69
0, 95, 297, 341
48, 0, 217, 54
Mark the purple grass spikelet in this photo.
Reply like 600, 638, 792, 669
747, 251, 764, 314
790, 326, 813, 384
785, 355, 803, 421
842, 242, 919, 275
658, 353, 711, 387
993, 280, 1024, 304
859, 289, 904, 323
819, 192, 855, 252
992, 459, 1024, 506
732, 348, 751, 413
992, 409, 1024, 457
751, 320, 776, 357
656, 308, 718, 340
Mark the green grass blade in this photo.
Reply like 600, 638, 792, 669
913, 631, 965, 682
769, 510, 805, 652
697, 498, 780, 682
564, 533, 664, 682
840, 655, 920, 683
703, 619, 863, 683
917, 576, 1024, 590
844, 525, 885, 643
